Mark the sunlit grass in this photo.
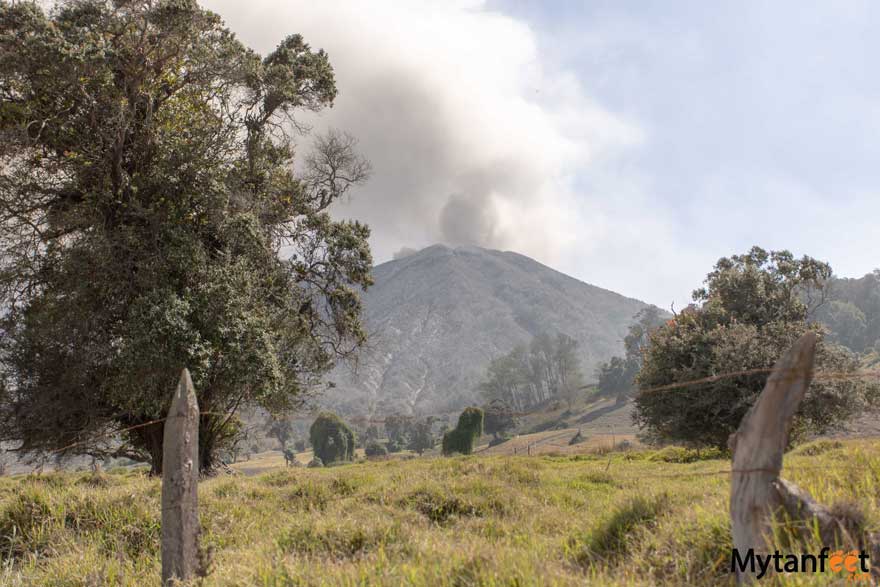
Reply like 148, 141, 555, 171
1, 439, 879, 586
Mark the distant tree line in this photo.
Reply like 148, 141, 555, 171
816, 271, 880, 354
478, 333, 584, 411
595, 307, 665, 405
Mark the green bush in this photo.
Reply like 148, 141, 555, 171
309, 412, 355, 464
442, 407, 483, 456
647, 446, 727, 463
488, 435, 509, 448
365, 441, 387, 458
789, 439, 845, 456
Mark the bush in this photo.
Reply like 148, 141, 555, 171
407, 418, 435, 455
365, 441, 387, 458
488, 435, 509, 448
386, 439, 402, 454
309, 412, 356, 464
634, 248, 877, 449
789, 439, 845, 457
483, 399, 516, 439
647, 446, 727, 463
442, 407, 483, 456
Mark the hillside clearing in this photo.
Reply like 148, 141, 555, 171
2, 439, 879, 586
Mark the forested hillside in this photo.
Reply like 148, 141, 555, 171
818, 271, 880, 354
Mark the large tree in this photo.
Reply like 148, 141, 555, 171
0, 1, 372, 474
596, 307, 665, 405
634, 247, 877, 449
478, 333, 584, 411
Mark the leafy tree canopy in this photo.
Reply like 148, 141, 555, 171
634, 247, 877, 449
0, 0, 372, 474
406, 417, 434, 455
309, 412, 355, 464
596, 307, 665, 404
816, 271, 880, 354
479, 333, 583, 411
441, 406, 483, 456
482, 399, 516, 439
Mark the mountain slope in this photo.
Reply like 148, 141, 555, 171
326, 244, 655, 416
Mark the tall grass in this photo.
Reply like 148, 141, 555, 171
1, 440, 879, 586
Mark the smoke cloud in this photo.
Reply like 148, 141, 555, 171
201, 0, 642, 269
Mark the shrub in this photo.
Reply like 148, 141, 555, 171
487, 435, 509, 448
648, 446, 727, 463
365, 441, 387, 458
404, 488, 498, 524
789, 439, 845, 457
483, 399, 516, 439
635, 248, 877, 449
407, 418, 435, 455
442, 407, 483, 456
309, 412, 356, 464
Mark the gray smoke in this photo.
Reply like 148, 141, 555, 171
392, 247, 418, 260
201, 0, 641, 268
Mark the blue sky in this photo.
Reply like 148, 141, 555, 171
205, 1, 880, 309
492, 0, 880, 303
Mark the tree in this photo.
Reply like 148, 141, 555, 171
363, 425, 380, 444
383, 414, 412, 448
309, 412, 355, 464
442, 407, 483, 456
596, 356, 637, 404
406, 418, 434, 455
479, 333, 584, 411
634, 247, 877, 449
596, 307, 665, 404
482, 399, 516, 440
364, 440, 387, 458
266, 418, 295, 450
0, 1, 372, 474
815, 271, 880, 353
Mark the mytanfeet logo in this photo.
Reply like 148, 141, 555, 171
731, 548, 873, 582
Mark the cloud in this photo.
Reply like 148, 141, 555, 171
201, 0, 643, 278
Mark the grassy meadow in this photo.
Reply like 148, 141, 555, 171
1, 439, 879, 586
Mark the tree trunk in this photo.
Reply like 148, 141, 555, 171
131, 421, 165, 476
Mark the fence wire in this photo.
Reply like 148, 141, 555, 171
2, 366, 878, 464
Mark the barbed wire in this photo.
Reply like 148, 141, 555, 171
3, 366, 879, 463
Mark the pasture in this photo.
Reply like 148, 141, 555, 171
2, 439, 878, 586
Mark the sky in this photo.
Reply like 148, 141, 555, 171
202, 0, 880, 309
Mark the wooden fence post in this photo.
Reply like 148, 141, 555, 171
729, 333, 816, 584
162, 368, 200, 585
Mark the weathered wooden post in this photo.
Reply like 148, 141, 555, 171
162, 368, 200, 585
729, 333, 816, 583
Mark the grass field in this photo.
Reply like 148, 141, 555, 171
1, 439, 879, 586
